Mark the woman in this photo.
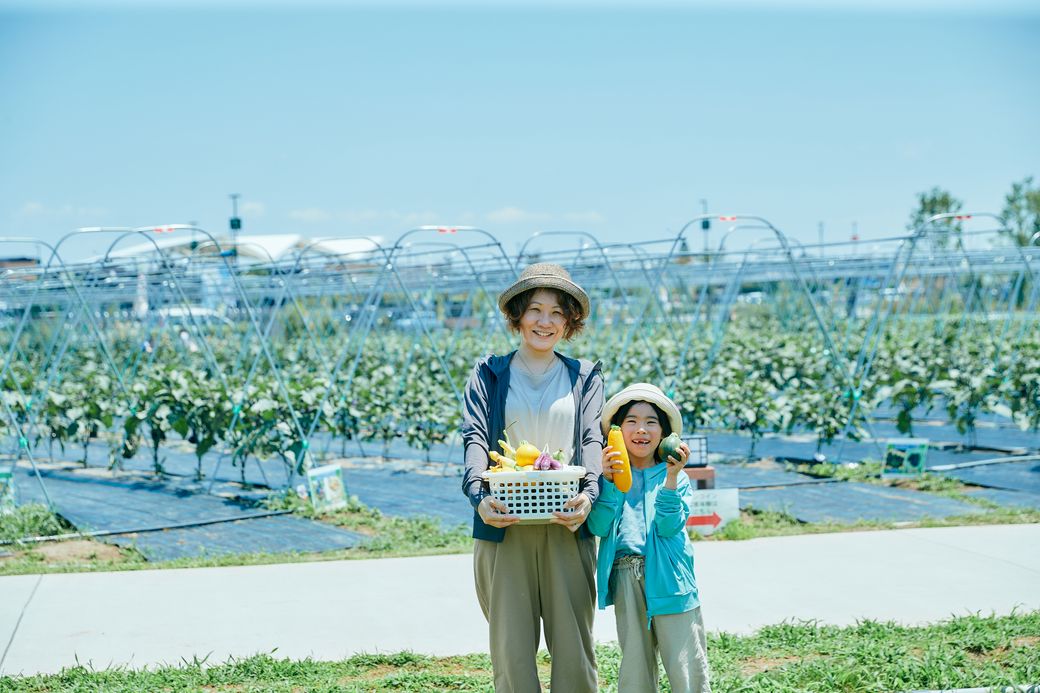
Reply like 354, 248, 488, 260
462, 262, 604, 693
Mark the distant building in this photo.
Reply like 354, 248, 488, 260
0, 256, 40, 269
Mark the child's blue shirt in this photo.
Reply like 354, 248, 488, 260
615, 466, 647, 558
587, 461, 701, 628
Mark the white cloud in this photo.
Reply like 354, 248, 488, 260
486, 207, 551, 224
562, 210, 606, 224
397, 211, 440, 226
284, 206, 604, 229
16, 201, 108, 218
19, 201, 46, 216
241, 201, 266, 217
331, 209, 441, 226
288, 207, 334, 223
337, 209, 383, 224
484, 206, 605, 225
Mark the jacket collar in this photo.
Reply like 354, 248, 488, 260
636, 460, 669, 481
488, 350, 587, 378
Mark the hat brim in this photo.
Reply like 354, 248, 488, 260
498, 275, 590, 318
601, 383, 683, 438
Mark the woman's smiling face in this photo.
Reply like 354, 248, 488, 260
620, 402, 663, 463
519, 289, 566, 353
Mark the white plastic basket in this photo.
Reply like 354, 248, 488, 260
481, 467, 586, 524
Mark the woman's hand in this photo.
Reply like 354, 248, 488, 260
601, 445, 624, 482
551, 492, 591, 532
478, 495, 520, 528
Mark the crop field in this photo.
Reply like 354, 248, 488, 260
1, 316, 1038, 476
1, 224, 1038, 521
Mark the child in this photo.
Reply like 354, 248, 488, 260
587, 383, 711, 693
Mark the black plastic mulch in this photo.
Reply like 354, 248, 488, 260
13, 464, 365, 561
341, 467, 471, 528
940, 460, 1040, 495
962, 487, 1040, 510
740, 482, 987, 524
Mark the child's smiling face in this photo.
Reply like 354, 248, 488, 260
620, 401, 663, 464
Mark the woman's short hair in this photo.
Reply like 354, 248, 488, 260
610, 400, 673, 460
503, 288, 586, 340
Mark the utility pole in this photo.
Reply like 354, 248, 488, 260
228, 194, 241, 263
851, 221, 859, 255
699, 198, 710, 257
818, 221, 825, 257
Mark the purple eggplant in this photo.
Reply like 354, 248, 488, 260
534, 447, 555, 470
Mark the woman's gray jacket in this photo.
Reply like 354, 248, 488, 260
461, 350, 604, 542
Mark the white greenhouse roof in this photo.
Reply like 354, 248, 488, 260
86, 233, 385, 264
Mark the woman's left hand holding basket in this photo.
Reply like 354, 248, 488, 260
551, 492, 591, 533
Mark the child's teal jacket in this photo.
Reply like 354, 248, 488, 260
586, 462, 701, 627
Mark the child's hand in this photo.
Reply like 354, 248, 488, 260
602, 445, 624, 481
664, 443, 689, 475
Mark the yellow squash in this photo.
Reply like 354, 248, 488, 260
489, 451, 517, 469
607, 425, 632, 492
514, 440, 540, 467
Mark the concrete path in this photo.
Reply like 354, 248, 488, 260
2, 523, 1038, 677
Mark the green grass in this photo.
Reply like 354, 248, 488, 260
689, 460, 1040, 542
1, 612, 1037, 692
3, 474, 1038, 576
261, 489, 473, 555
0, 504, 70, 543
0, 494, 472, 577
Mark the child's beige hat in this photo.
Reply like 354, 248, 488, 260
601, 383, 682, 438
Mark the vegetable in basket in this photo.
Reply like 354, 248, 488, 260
534, 446, 562, 470
514, 440, 540, 467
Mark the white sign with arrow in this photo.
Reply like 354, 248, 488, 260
685, 488, 740, 536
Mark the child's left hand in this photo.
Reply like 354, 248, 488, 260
664, 443, 690, 475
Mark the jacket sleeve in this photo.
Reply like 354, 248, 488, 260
461, 360, 492, 509
586, 475, 623, 537
578, 364, 605, 505
653, 473, 693, 538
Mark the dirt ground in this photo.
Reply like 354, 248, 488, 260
21, 540, 124, 564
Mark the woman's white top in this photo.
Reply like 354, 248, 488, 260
504, 354, 575, 462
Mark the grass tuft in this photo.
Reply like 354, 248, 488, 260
2, 612, 1037, 691
0, 504, 70, 543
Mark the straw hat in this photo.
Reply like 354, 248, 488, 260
601, 383, 683, 438
497, 263, 590, 318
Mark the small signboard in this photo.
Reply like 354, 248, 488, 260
306, 463, 348, 512
683, 435, 709, 468
884, 438, 929, 476
686, 488, 740, 536
0, 465, 15, 514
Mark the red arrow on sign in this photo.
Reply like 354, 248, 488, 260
687, 512, 722, 528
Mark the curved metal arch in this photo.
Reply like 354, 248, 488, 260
285, 235, 391, 270
56, 226, 242, 401
390, 226, 516, 277
517, 231, 680, 387
390, 238, 513, 344
0, 236, 74, 509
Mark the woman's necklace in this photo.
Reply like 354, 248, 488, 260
517, 351, 556, 378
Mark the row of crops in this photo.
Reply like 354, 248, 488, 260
2, 312, 1037, 483
2, 223, 1038, 487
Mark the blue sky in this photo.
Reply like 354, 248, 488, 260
1, 1, 1037, 261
